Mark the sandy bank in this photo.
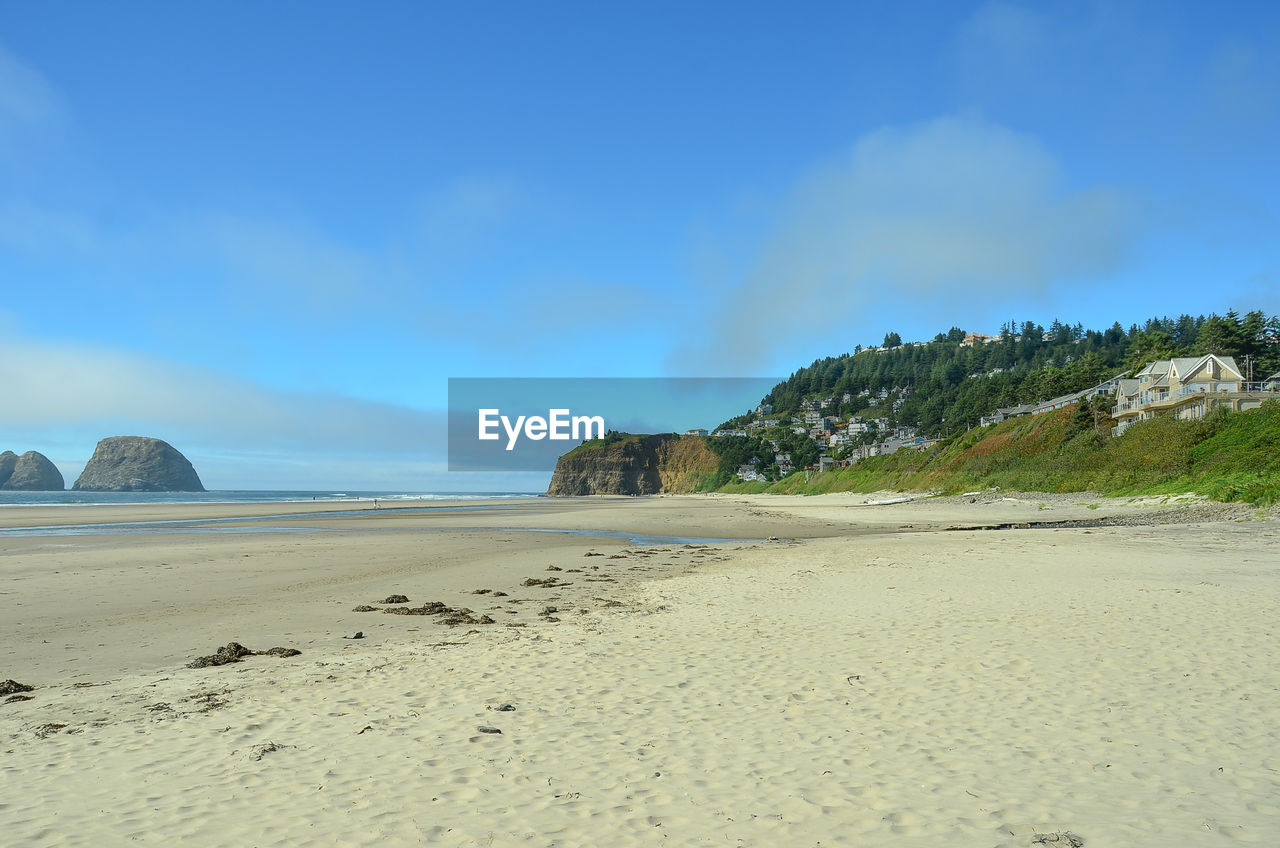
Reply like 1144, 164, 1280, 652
2, 495, 1277, 845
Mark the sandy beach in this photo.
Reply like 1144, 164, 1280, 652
2, 493, 1278, 846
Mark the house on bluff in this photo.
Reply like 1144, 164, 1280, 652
1111, 354, 1271, 435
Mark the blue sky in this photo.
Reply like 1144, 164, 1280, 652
2, 1, 1277, 490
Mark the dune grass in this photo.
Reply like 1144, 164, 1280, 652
719, 401, 1280, 505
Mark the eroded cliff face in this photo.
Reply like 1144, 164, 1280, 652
656, 436, 719, 493
546, 434, 717, 496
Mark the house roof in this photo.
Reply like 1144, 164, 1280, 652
1172, 354, 1243, 382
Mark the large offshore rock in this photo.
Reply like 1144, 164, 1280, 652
72, 436, 205, 492
0, 451, 64, 490
0, 451, 15, 487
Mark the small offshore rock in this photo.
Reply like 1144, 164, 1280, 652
495, 703, 516, 712
380, 594, 410, 604
477, 725, 502, 734
353, 605, 378, 612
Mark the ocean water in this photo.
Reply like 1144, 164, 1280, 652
0, 490, 541, 507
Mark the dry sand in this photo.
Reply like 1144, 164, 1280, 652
1, 494, 1277, 846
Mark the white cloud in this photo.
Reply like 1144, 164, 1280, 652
675, 116, 1139, 372
0, 336, 444, 455
0, 335, 563, 490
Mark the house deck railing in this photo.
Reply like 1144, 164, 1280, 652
1113, 383, 1276, 417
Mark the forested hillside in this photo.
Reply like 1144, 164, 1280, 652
725, 311, 1280, 436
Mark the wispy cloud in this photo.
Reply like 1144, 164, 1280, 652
0, 335, 444, 455
0, 42, 65, 134
1201, 40, 1279, 131
0, 334, 562, 489
192, 213, 380, 316
954, 1, 1048, 77
674, 116, 1139, 372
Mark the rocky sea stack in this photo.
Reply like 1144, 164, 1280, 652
72, 437, 205, 492
0, 450, 65, 491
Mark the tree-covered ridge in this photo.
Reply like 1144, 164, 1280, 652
729, 311, 1280, 438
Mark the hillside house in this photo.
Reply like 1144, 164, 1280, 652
1112, 354, 1269, 435
979, 403, 1035, 427
736, 459, 766, 483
